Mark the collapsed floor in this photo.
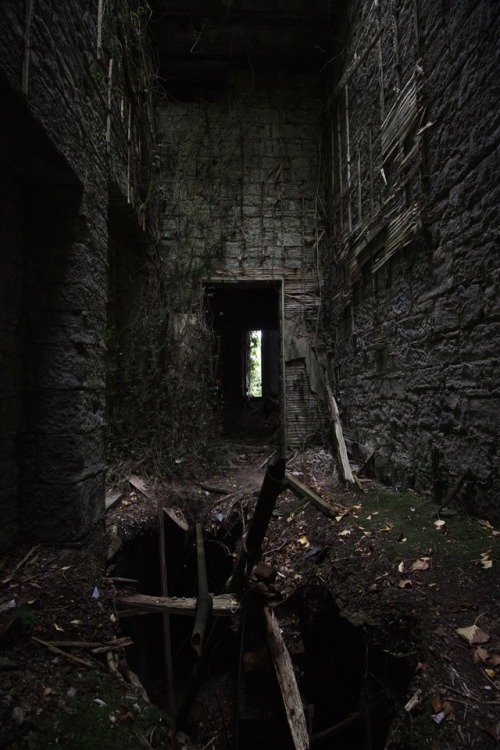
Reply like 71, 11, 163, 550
1, 445, 499, 750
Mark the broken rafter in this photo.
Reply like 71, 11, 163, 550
284, 473, 336, 518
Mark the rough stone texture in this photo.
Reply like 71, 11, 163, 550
157, 69, 326, 446
0, 1, 154, 549
324, 0, 500, 521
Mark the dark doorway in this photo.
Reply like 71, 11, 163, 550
206, 282, 281, 443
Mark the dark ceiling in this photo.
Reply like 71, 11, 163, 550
148, 0, 340, 96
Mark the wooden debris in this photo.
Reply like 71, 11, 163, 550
285, 474, 335, 518
324, 377, 355, 484
158, 498, 176, 723
163, 506, 189, 534
191, 524, 212, 657
225, 459, 286, 593
2, 545, 39, 584
198, 483, 230, 495
404, 688, 422, 713
105, 491, 124, 511
264, 607, 309, 750
259, 450, 278, 470
37, 637, 133, 652
116, 593, 238, 618
32, 637, 97, 669
128, 475, 152, 497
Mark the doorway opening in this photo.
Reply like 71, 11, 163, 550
205, 281, 282, 444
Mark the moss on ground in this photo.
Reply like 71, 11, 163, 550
351, 488, 498, 576
32, 671, 172, 750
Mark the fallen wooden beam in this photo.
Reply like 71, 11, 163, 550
284, 474, 336, 519
116, 593, 239, 618
264, 607, 309, 750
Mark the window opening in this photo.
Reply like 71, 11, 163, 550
247, 330, 262, 398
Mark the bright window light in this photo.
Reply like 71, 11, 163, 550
248, 330, 262, 397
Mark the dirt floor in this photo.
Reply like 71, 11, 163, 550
1, 443, 499, 750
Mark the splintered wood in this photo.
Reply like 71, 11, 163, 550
264, 607, 309, 750
324, 377, 355, 484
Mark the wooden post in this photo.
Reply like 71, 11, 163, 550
225, 458, 286, 594
158, 498, 176, 725
191, 524, 212, 657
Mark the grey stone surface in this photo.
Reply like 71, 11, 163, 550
324, 0, 500, 521
0, 0, 155, 548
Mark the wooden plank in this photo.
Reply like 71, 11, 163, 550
285, 473, 336, 518
116, 593, 239, 617
264, 607, 309, 750
129, 474, 152, 497
324, 378, 355, 484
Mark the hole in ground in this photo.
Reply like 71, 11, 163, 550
110, 530, 416, 749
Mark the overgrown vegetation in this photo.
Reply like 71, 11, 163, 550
107, 253, 222, 480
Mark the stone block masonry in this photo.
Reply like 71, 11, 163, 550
324, 0, 500, 522
0, 0, 155, 549
157, 69, 326, 446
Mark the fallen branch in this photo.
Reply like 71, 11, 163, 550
32, 637, 97, 669
38, 637, 133, 652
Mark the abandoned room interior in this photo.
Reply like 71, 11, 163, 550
0, 1, 499, 749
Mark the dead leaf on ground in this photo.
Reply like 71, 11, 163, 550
442, 701, 454, 716
473, 647, 489, 663
432, 694, 442, 712
489, 654, 500, 666
434, 520, 446, 530
412, 558, 430, 571
456, 624, 490, 645
399, 579, 412, 589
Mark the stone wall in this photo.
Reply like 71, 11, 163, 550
157, 69, 326, 446
324, 0, 500, 520
0, 0, 155, 548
